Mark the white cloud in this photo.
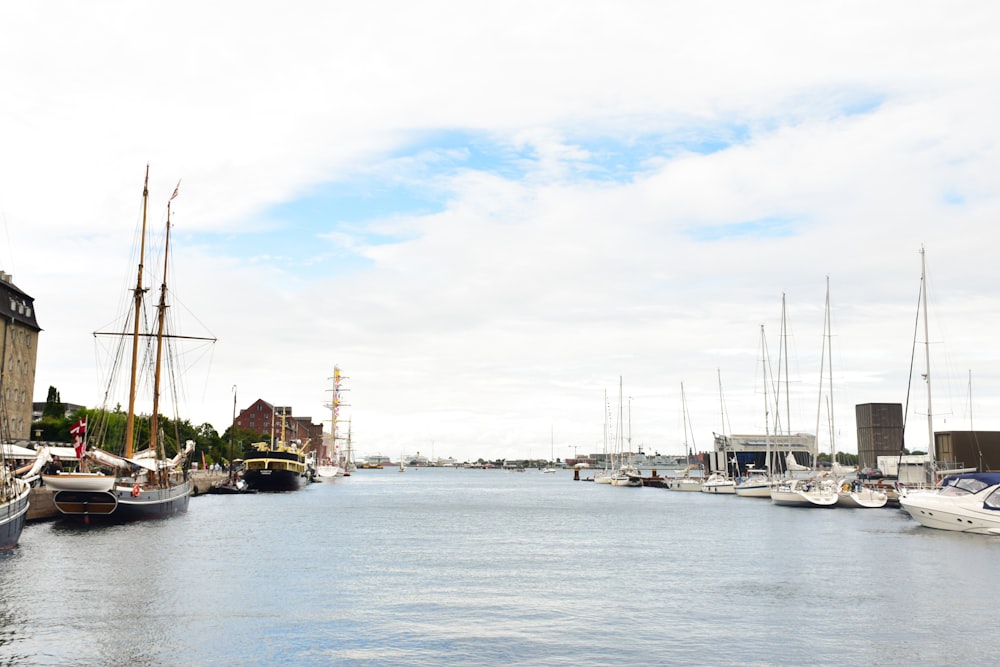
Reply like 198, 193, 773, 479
3, 1, 1000, 462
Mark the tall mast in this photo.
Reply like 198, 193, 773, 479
680, 381, 688, 463
814, 277, 835, 468
761, 325, 771, 475
149, 201, 172, 460
328, 366, 349, 463
124, 165, 150, 459
920, 246, 936, 479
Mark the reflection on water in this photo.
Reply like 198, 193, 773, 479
1, 468, 996, 666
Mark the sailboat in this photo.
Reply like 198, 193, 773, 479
541, 426, 557, 473
52, 168, 205, 521
667, 383, 702, 491
0, 412, 30, 547
316, 367, 347, 481
768, 293, 837, 508
594, 390, 615, 484
610, 386, 642, 488
809, 278, 886, 509
210, 386, 252, 494
735, 332, 776, 498
703, 370, 736, 494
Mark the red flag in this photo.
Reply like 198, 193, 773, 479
70, 418, 87, 458
170, 179, 181, 200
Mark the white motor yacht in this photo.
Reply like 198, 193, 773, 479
899, 473, 1000, 534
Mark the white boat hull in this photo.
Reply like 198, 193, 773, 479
770, 480, 838, 507
594, 472, 613, 484
701, 474, 736, 494
667, 478, 702, 492
899, 474, 1000, 534
315, 465, 341, 481
836, 487, 888, 509
734, 482, 772, 498
42, 472, 115, 492
702, 483, 736, 494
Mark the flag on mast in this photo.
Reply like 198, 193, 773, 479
70, 418, 87, 459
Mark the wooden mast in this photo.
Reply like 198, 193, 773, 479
149, 199, 172, 465
124, 165, 150, 459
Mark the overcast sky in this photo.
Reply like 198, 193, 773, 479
2, 2, 999, 462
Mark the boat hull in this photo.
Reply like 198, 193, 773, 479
242, 450, 309, 492
734, 483, 772, 498
0, 480, 30, 549
899, 476, 1000, 534
770, 482, 838, 507
243, 468, 307, 492
666, 478, 703, 492
53, 480, 191, 521
314, 465, 341, 481
837, 489, 888, 509
701, 475, 737, 494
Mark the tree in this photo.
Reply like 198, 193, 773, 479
42, 386, 65, 419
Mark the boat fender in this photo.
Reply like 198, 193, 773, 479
131, 483, 141, 497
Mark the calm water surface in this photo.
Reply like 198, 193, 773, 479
2, 468, 997, 666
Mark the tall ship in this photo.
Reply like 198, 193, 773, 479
50, 168, 208, 522
0, 452, 30, 548
315, 366, 350, 480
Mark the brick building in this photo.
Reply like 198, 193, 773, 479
234, 398, 323, 455
1, 271, 40, 441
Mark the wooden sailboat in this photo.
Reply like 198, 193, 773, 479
53, 167, 207, 521
0, 411, 31, 547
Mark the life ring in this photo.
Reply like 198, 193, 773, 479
131, 484, 141, 497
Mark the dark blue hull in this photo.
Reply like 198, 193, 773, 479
0, 484, 30, 549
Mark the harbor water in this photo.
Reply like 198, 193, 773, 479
2, 467, 996, 666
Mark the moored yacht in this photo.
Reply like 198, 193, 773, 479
769, 478, 838, 507
701, 472, 736, 494
898, 472, 1000, 534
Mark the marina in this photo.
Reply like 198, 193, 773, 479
3, 466, 996, 667
3, 8, 1000, 666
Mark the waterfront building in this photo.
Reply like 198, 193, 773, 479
711, 432, 816, 475
0, 271, 40, 441
856, 403, 903, 469
234, 398, 324, 456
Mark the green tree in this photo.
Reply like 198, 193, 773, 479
42, 386, 65, 419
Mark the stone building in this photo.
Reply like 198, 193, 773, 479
1, 271, 41, 441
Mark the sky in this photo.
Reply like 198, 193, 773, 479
2, 2, 1000, 463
